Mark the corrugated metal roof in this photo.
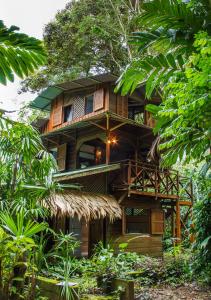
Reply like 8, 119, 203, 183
30, 73, 118, 111
53, 163, 121, 182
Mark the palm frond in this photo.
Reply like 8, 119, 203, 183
0, 20, 46, 85
116, 52, 185, 98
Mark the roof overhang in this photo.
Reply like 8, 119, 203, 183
43, 190, 122, 221
53, 163, 121, 182
30, 73, 118, 111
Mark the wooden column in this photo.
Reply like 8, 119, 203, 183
175, 199, 181, 244
106, 113, 110, 164
122, 207, 126, 235
171, 208, 175, 246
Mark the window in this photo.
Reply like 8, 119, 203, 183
85, 95, 94, 115
125, 208, 150, 234
64, 105, 73, 122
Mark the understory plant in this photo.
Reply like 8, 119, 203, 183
191, 171, 211, 284
0, 211, 47, 299
91, 242, 192, 289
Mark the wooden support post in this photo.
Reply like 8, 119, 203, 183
128, 160, 132, 186
106, 113, 110, 164
135, 149, 138, 186
122, 207, 126, 235
175, 199, 181, 244
171, 208, 175, 240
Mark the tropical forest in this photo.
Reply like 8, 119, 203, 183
0, 0, 211, 299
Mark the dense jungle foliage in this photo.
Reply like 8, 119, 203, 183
0, 0, 210, 299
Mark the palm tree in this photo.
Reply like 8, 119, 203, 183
0, 20, 46, 85
117, 0, 211, 98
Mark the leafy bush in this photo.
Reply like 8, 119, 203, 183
88, 242, 192, 287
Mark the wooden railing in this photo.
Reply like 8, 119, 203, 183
112, 160, 193, 201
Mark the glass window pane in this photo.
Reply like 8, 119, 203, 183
85, 95, 94, 114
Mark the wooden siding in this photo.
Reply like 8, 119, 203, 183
93, 88, 104, 111
81, 220, 89, 257
151, 209, 164, 234
66, 140, 76, 170
39, 86, 140, 135
57, 143, 67, 171
109, 89, 128, 118
112, 234, 163, 257
117, 95, 128, 118
107, 197, 163, 257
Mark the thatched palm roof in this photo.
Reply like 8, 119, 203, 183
44, 190, 122, 222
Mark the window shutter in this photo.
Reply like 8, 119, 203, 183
57, 144, 67, 171
93, 88, 104, 111
151, 209, 164, 234
52, 106, 63, 127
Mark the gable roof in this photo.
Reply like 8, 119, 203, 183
30, 73, 118, 111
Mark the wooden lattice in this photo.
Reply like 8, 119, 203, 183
77, 174, 106, 194
73, 96, 85, 119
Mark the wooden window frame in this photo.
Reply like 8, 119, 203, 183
85, 94, 94, 115
63, 104, 73, 123
122, 206, 151, 235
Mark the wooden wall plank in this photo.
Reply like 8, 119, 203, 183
116, 95, 128, 117
57, 143, 67, 171
111, 234, 163, 257
81, 220, 89, 257
151, 209, 164, 234
94, 88, 104, 111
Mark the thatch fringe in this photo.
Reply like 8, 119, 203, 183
43, 190, 122, 222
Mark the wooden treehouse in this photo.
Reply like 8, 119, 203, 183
31, 73, 193, 257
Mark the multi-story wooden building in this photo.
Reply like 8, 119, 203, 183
30, 73, 193, 257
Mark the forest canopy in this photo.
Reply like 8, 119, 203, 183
21, 0, 140, 93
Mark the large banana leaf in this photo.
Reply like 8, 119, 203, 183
0, 20, 46, 85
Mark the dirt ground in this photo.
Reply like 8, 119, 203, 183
136, 283, 211, 300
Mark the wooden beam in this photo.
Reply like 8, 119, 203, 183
61, 132, 76, 141
118, 192, 127, 204
110, 122, 127, 132
122, 207, 126, 235
129, 190, 179, 199
44, 137, 59, 146
88, 121, 106, 131
178, 200, 192, 206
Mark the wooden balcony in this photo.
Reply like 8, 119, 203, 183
112, 160, 193, 202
